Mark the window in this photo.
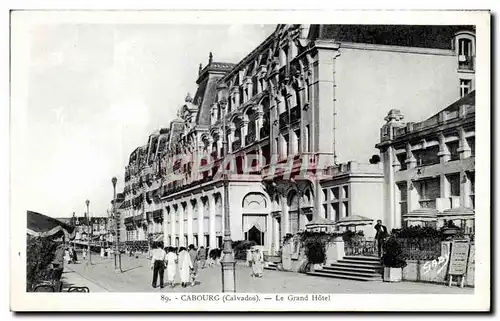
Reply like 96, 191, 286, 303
331, 203, 340, 221
460, 79, 472, 98
397, 182, 408, 219
322, 204, 328, 220
343, 186, 349, 199
458, 38, 474, 70
396, 153, 407, 170
342, 201, 349, 217
305, 125, 311, 152
417, 178, 440, 209
447, 173, 460, 197
414, 145, 440, 166
447, 141, 460, 161
332, 187, 339, 200
467, 137, 475, 157
322, 189, 328, 202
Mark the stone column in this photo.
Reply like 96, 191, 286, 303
241, 121, 249, 147
281, 193, 290, 235
405, 142, 417, 169
256, 112, 263, 140
186, 199, 193, 246
163, 207, 169, 245
228, 125, 235, 153
198, 197, 205, 247
458, 127, 471, 159
407, 179, 420, 212
179, 202, 185, 246
438, 133, 450, 164
171, 204, 177, 245
209, 194, 216, 248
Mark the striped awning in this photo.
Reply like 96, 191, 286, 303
27, 211, 76, 240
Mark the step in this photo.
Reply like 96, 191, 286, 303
330, 262, 383, 270
307, 271, 382, 282
322, 265, 382, 275
316, 267, 381, 279
343, 256, 381, 262
338, 258, 382, 266
264, 263, 278, 271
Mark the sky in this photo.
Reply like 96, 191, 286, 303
26, 23, 276, 218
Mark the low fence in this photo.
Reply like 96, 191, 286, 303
396, 238, 442, 260
344, 239, 378, 257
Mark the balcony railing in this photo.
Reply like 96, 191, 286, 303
290, 106, 301, 124
279, 112, 289, 129
245, 132, 256, 145
232, 139, 242, 151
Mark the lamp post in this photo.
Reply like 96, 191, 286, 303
85, 199, 91, 266
112, 176, 121, 272
218, 83, 236, 293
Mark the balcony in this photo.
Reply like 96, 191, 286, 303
245, 132, 256, 145
290, 106, 301, 124
279, 112, 289, 129
232, 139, 242, 151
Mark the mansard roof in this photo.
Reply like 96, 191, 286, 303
316, 25, 475, 49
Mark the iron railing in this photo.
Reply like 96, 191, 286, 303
344, 239, 378, 257
396, 238, 442, 260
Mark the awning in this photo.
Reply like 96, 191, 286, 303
334, 215, 374, 227
27, 211, 76, 240
153, 233, 164, 242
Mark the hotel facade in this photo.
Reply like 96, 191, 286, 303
119, 24, 476, 253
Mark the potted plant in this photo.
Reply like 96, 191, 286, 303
381, 236, 407, 282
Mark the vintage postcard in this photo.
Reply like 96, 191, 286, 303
9, 9, 490, 312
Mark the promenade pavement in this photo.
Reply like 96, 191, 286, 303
65, 254, 474, 294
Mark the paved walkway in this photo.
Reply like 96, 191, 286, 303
66, 255, 473, 294
61, 267, 108, 292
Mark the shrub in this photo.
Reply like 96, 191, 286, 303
232, 240, 256, 260
342, 230, 364, 243
26, 235, 58, 291
391, 226, 443, 239
382, 236, 407, 268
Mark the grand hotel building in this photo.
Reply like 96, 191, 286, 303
120, 24, 475, 253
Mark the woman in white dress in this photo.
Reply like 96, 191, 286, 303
63, 248, 71, 265
178, 247, 193, 288
165, 247, 178, 288
250, 247, 264, 278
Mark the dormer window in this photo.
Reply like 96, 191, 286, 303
454, 32, 475, 71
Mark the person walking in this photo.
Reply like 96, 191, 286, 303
165, 247, 178, 288
100, 247, 105, 259
198, 246, 207, 269
71, 246, 78, 263
150, 242, 166, 289
374, 219, 389, 257
178, 247, 193, 288
188, 244, 198, 287
63, 247, 71, 265
250, 247, 264, 278
52, 244, 65, 270
82, 248, 87, 262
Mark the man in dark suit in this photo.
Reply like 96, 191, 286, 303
374, 220, 388, 257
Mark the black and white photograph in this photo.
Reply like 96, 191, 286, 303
9, 9, 490, 312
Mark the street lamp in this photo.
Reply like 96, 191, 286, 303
85, 199, 91, 266
112, 176, 122, 272
218, 83, 236, 293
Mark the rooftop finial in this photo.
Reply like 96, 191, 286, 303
198, 63, 202, 75
209, 52, 213, 64
185, 93, 193, 103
